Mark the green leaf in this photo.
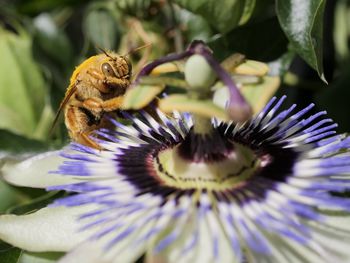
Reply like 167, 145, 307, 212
268, 51, 296, 76
0, 241, 22, 263
239, 0, 256, 25
315, 61, 350, 133
0, 245, 62, 263
159, 94, 229, 121
15, 0, 88, 15
180, 11, 213, 42
19, 252, 63, 263
209, 17, 288, 62
84, 7, 120, 50
7, 191, 63, 215
276, 0, 326, 82
0, 181, 24, 213
0, 27, 46, 139
33, 13, 73, 67
333, 0, 350, 61
174, 0, 256, 33
0, 130, 46, 153
115, 0, 153, 18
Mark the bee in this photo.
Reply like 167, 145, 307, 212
52, 51, 132, 149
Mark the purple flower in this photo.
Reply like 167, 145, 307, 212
42, 95, 350, 263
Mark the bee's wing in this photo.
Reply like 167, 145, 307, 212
49, 85, 77, 135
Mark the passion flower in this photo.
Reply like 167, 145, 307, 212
42, 96, 350, 263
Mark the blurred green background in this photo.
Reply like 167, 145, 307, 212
0, 0, 349, 261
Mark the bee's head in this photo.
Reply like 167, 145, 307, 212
103, 43, 149, 80
99, 49, 132, 80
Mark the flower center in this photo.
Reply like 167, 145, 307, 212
152, 141, 260, 191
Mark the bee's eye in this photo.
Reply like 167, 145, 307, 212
101, 63, 116, 77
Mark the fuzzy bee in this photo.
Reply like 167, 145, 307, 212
52, 51, 132, 149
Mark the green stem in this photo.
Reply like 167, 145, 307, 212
188, 90, 214, 135
192, 114, 213, 135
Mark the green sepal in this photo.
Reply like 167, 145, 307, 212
159, 94, 229, 121
122, 84, 165, 110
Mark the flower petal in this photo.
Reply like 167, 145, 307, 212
1, 150, 82, 188
58, 237, 146, 263
58, 241, 112, 263
0, 206, 94, 252
38, 95, 350, 262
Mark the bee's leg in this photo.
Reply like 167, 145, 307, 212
82, 98, 103, 116
78, 132, 103, 150
103, 96, 164, 124
83, 96, 163, 123
86, 69, 104, 81
104, 76, 130, 91
82, 97, 124, 112
85, 69, 110, 93
100, 96, 124, 111
65, 106, 102, 150
86, 70, 130, 93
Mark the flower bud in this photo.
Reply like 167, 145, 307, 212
184, 54, 216, 90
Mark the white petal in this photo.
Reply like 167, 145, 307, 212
323, 213, 350, 231
58, 241, 113, 263
59, 225, 146, 263
1, 150, 82, 188
0, 206, 94, 252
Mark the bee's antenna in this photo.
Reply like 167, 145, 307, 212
96, 46, 114, 59
124, 43, 152, 57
